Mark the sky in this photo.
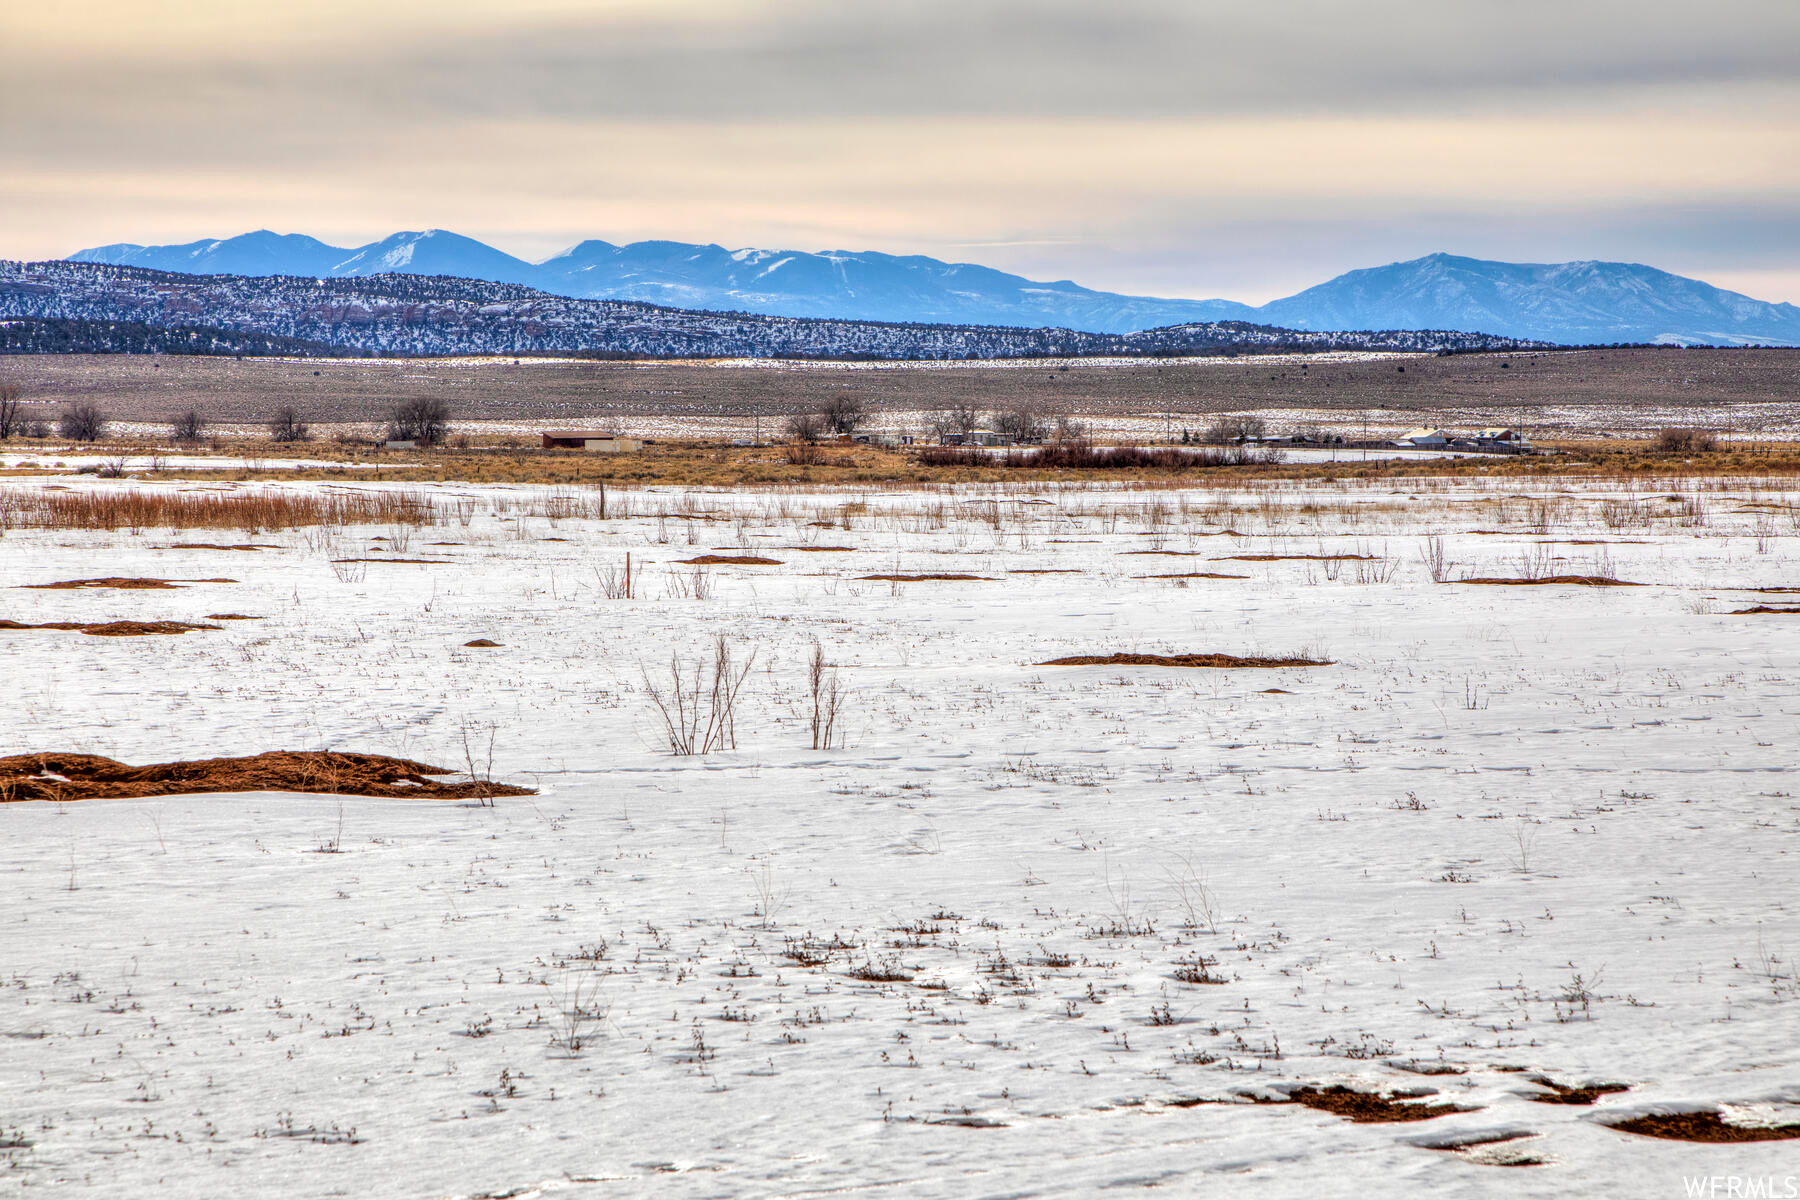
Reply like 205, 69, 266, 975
4, 0, 1798, 304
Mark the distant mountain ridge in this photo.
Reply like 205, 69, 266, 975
67, 232, 1800, 347
1, 260, 1542, 360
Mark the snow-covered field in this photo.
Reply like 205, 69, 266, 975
3, 475, 1798, 1197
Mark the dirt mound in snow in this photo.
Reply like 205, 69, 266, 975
1287, 1086, 1470, 1124
860, 573, 992, 582
0, 618, 219, 637
1040, 653, 1329, 668
1606, 1112, 1800, 1143
19, 577, 234, 590
1731, 605, 1800, 614
0, 750, 535, 803
1527, 1078, 1629, 1106
1214, 554, 1378, 562
463, 638, 502, 647
679, 554, 782, 565
1131, 572, 1250, 580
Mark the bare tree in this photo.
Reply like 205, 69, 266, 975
58, 403, 108, 443
991, 405, 1047, 443
170, 409, 204, 443
388, 396, 450, 445
1202, 414, 1267, 444
783, 412, 824, 443
929, 401, 983, 441
821, 394, 866, 435
268, 407, 310, 443
0, 385, 24, 439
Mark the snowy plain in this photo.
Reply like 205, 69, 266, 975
2, 474, 1798, 1197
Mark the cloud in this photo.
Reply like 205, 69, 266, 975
3, 1, 1797, 301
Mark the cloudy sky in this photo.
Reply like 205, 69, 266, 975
5, 0, 1798, 302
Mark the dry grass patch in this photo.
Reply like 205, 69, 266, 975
679, 554, 782, 565
0, 618, 220, 637
1039, 653, 1330, 668
0, 750, 535, 803
7, 487, 434, 532
1454, 575, 1640, 587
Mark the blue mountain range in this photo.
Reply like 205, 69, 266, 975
67, 231, 1800, 347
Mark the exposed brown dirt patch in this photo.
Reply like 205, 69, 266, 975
0, 750, 535, 803
678, 554, 782, 565
1739, 586, 1800, 593
0, 619, 220, 637
1039, 653, 1330, 668
1606, 1112, 1800, 1143
860, 573, 993, 582
1732, 605, 1800, 614
781, 545, 855, 552
20, 577, 214, 590
1455, 575, 1641, 586
1527, 1078, 1629, 1105
1213, 554, 1378, 562
1289, 1086, 1471, 1123
168, 543, 276, 551
1010, 569, 1084, 574
205, 613, 261, 620
330, 557, 453, 565
463, 638, 502, 647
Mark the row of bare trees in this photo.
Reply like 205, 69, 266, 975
0, 388, 453, 446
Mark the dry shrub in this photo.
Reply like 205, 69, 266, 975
1654, 427, 1718, 453
916, 444, 1279, 470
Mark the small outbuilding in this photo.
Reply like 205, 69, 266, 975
541, 432, 643, 453
1398, 427, 1450, 448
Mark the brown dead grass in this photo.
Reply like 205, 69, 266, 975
679, 554, 782, 565
1287, 1086, 1471, 1123
0, 750, 535, 803
1039, 653, 1330, 668
0, 618, 220, 637
10, 487, 435, 532
205, 612, 261, 620
1606, 1112, 1800, 1143
1455, 575, 1641, 587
